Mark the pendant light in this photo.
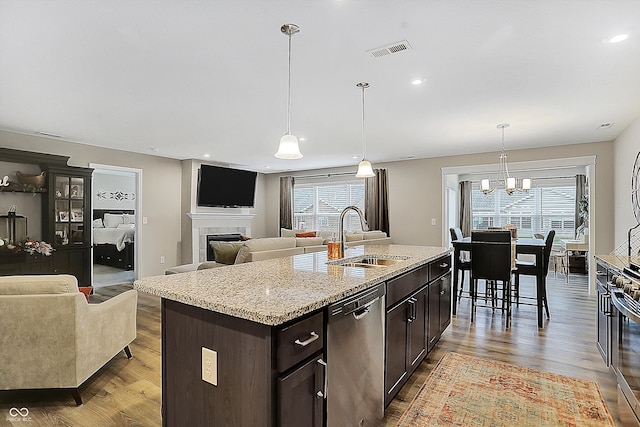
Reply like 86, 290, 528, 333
355, 82, 375, 178
275, 24, 303, 159
481, 124, 531, 195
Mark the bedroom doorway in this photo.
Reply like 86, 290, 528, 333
90, 164, 142, 288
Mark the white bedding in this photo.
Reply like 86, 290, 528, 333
93, 227, 135, 251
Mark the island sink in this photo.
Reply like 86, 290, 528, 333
328, 255, 409, 268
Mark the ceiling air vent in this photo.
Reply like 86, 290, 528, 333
597, 122, 614, 130
367, 40, 412, 58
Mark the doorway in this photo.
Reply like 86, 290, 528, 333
90, 164, 142, 288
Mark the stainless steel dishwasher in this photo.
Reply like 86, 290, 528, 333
327, 282, 386, 427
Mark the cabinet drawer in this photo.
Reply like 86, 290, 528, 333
429, 255, 451, 281
595, 262, 608, 287
277, 311, 324, 373
386, 264, 429, 309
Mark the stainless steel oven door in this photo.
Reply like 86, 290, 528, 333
611, 291, 640, 426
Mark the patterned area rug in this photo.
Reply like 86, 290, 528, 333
397, 352, 614, 427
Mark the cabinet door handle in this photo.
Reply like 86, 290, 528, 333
316, 359, 327, 399
406, 299, 415, 323
295, 331, 319, 347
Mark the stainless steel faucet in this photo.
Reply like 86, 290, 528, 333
339, 205, 369, 258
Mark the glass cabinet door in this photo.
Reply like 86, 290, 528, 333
54, 175, 85, 247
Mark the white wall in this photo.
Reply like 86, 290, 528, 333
93, 171, 136, 211
0, 130, 182, 278
614, 116, 640, 251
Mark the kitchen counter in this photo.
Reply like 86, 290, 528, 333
594, 254, 640, 271
134, 244, 451, 326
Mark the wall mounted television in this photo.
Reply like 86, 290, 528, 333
196, 165, 257, 208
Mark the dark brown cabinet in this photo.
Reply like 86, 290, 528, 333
0, 148, 93, 285
278, 354, 325, 427
161, 299, 325, 427
43, 166, 93, 285
385, 255, 452, 407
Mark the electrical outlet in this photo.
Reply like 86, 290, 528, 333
160, 256, 165, 264
431, 218, 437, 226
202, 347, 217, 386
142, 216, 148, 224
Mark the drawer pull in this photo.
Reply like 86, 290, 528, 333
295, 331, 319, 347
439, 263, 449, 268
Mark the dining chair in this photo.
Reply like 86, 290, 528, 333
449, 227, 471, 302
470, 230, 514, 328
513, 229, 555, 318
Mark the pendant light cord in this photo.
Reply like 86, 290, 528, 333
286, 31, 292, 135
361, 84, 366, 159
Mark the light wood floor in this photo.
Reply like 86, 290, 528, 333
0, 273, 622, 426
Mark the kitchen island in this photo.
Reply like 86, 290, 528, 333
134, 244, 451, 427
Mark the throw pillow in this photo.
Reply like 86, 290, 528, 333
295, 231, 316, 238
210, 241, 244, 265
92, 218, 104, 228
295, 237, 324, 247
103, 213, 124, 228
280, 228, 303, 237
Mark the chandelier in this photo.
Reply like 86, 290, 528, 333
481, 124, 531, 195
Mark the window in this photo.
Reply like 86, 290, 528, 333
471, 178, 576, 239
293, 178, 365, 233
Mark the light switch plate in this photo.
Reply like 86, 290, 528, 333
202, 347, 218, 386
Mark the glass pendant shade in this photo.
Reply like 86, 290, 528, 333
356, 159, 375, 178
275, 134, 302, 159
481, 179, 491, 192
522, 178, 531, 190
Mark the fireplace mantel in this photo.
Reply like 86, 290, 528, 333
187, 212, 256, 263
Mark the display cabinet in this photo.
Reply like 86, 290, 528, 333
43, 166, 93, 285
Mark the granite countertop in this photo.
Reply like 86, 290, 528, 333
134, 244, 451, 326
595, 254, 640, 271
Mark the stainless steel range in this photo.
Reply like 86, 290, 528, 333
609, 261, 640, 426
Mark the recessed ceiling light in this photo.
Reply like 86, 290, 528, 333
609, 34, 629, 43
298, 137, 306, 141
150, 147, 159, 153
597, 122, 614, 130
411, 78, 425, 86
352, 155, 359, 159
203, 153, 210, 158
264, 165, 271, 169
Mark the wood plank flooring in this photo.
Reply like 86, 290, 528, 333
0, 272, 622, 426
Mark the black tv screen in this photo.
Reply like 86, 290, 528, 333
197, 165, 257, 208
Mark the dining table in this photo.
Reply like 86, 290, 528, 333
452, 236, 548, 328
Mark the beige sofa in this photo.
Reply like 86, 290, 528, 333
165, 232, 391, 274
0, 274, 138, 405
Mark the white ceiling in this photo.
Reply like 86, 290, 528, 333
1, 1, 639, 173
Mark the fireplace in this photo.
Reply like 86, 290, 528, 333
187, 212, 255, 264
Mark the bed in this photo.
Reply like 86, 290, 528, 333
92, 209, 135, 270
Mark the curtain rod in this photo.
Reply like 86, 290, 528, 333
295, 172, 359, 180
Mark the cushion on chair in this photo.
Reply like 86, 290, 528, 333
0, 274, 79, 295
235, 237, 297, 263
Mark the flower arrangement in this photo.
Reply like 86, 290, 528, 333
0, 237, 54, 256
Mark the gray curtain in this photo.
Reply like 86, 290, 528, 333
365, 169, 390, 234
575, 174, 587, 238
459, 181, 472, 237
279, 176, 294, 232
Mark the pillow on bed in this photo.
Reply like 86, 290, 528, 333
92, 218, 104, 228
103, 213, 124, 228
117, 223, 135, 229
123, 214, 135, 224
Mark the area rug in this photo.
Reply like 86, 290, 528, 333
396, 352, 614, 427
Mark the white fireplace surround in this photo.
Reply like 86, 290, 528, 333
187, 212, 256, 263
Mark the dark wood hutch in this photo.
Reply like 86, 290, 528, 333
0, 147, 92, 285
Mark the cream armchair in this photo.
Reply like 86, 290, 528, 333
0, 274, 137, 405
